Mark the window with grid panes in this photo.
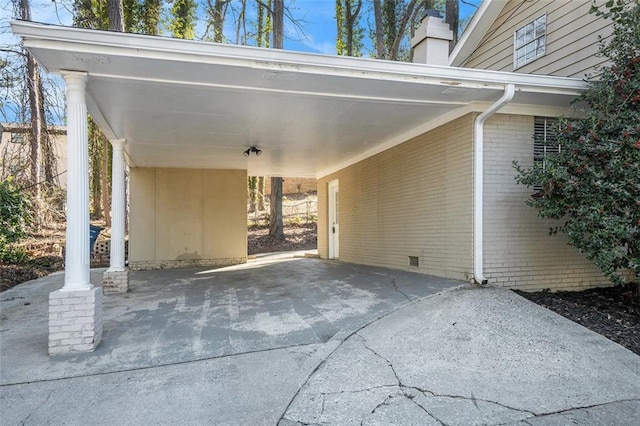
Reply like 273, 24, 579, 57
514, 15, 546, 69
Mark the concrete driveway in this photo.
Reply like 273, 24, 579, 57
1, 252, 639, 425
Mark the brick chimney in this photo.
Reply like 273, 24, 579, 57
411, 10, 454, 66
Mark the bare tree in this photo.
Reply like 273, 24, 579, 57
269, 0, 285, 240
16, 0, 54, 200
108, 0, 124, 31
272, 0, 284, 49
372, 0, 420, 60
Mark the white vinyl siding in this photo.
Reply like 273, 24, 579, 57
462, 0, 612, 78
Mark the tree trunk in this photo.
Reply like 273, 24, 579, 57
269, 177, 284, 240
19, 0, 45, 200
101, 138, 111, 227
235, 0, 247, 44
26, 51, 41, 199
142, 0, 162, 35
272, 0, 284, 49
345, 0, 362, 56
212, 0, 228, 43
89, 120, 103, 219
267, 1, 285, 240
248, 176, 257, 213
38, 76, 56, 189
446, 0, 459, 51
373, 0, 385, 58
257, 176, 265, 210
108, 0, 125, 31
389, 0, 417, 61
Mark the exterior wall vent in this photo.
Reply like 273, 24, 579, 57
409, 256, 419, 267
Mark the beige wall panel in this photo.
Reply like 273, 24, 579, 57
155, 168, 204, 260
129, 168, 156, 261
203, 169, 247, 258
483, 114, 607, 291
129, 167, 247, 269
319, 115, 474, 281
462, 0, 611, 78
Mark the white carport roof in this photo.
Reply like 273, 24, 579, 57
11, 21, 585, 178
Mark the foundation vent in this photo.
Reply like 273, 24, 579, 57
408, 256, 419, 267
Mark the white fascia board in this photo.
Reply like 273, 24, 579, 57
449, 0, 507, 67
12, 21, 585, 96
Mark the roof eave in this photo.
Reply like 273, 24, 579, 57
449, 0, 507, 67
11, 20, 585, 97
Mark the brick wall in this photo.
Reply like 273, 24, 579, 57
483, 114, 607, 291
318, 115, 474, 281
318, 112, 610, 291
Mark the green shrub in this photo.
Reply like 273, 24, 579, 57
514, 0, 640, 286
0, 177, 31, 263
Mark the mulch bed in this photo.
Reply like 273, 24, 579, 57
515, 283, 640, 356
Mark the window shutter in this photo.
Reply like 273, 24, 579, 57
533, 117, 560, 191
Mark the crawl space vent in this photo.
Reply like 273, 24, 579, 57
408, 256, 419, 267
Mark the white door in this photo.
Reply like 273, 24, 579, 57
328, 180, 339, 259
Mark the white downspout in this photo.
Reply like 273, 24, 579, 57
473, 84, 515, 284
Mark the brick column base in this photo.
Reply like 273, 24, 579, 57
103, 269, 129, 294
49, 287, 103, 355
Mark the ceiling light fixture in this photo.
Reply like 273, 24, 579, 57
243, 146, 262, 157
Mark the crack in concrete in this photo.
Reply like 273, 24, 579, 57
20, 390, 52, 425
277, 286, 465, 425
421, 389, 536, 416
319, 385, 399, 396
356, 334, 402, 387
408, 397, 447, 426
279, 418, 313, 426
320, 393, 326, 418
353, 334, 539, 421
390, 278, 411, 302
355, 334, 450, 425
528, 398, 640, 419
369, 393, 396, 415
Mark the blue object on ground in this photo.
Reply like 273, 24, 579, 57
89, 225, 103, 254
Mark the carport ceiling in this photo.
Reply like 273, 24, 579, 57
12, 21, 586, 178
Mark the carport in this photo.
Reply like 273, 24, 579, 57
1, 253, 462, 382
11, 20, 584, 354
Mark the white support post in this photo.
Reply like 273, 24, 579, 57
49, 71, 102, 355
103, 139, 129, 293
62, 72, 91, 292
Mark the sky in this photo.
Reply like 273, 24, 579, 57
2, 0, 482, 55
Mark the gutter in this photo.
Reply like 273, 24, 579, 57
473, 84, 515, 285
